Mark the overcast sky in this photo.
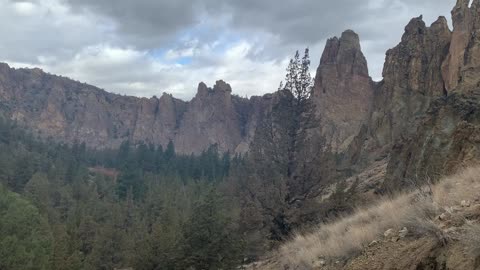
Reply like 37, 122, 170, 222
1, 0, 455, 100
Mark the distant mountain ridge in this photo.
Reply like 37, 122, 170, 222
0, 64, 273, 154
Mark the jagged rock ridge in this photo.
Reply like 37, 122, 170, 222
0, 65, 272, 154
344, 1, 480, 188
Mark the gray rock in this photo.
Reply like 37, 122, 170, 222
398, 227, 408, 238
384, 228, 395, 238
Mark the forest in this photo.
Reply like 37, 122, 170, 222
0, 50, 357, 270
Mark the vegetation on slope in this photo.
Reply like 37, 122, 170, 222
270, 166, 480, 269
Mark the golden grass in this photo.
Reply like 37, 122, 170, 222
279, 166, 480, 267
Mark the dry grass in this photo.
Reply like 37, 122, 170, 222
279, 166, 480, 267
433, 166, 480, 208
461, 223, 480, 258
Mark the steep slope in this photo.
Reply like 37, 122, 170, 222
248, 1, 480, 266
248, 166, 480, 270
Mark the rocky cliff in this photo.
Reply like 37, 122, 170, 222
343, 0, 480, 189
382, 1, 480, 188
0, 64, 271, 154
385, 92, 480, 190
443, 0, 480, 93
345, 15, 452, 170
313, 30, 374, 153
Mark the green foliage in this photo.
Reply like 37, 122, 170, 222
0, 185, 53, 270
180, 188, 244, 269
0, 116, 244, 269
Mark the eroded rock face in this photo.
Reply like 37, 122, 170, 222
346, 2, 480, 189
174, 80, 244, 154
442, 0, 480, 92
345, 16, 452, 169
385, 92, 480, 190
0, 66, 272, 154
313, 30, 374, 153
380, 3, 480, 189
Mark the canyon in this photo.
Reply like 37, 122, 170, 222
0, 0, 479, 188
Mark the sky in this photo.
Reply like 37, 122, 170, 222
0, 0, 456, 100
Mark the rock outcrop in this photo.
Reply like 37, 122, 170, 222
380, 3, 480, 188
442, 0, 480, 92
342, 1, 480, 190
313, 30, 374, 153
174, 81, 246, 153
345, 15, 452, 170
385, 90, 480, 190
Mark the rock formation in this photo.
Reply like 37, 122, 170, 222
385, 92, 480, 190
174, 81, 246, 154
380, 2, 480, 188
345, 15, 453, 170
0, 64, 274, 154
343, 2, 480, 189
442, 0, 480, 92
313, 30, 374, 153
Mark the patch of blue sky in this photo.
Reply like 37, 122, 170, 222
146, 21, 247, 66
175, 56, 192, 65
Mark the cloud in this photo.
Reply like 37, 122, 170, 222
0, 0, 456, 99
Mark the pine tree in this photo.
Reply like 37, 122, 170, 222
180, 188, 243, 269
240, 48, 327, 243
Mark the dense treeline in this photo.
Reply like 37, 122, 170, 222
0, 116, 243, 270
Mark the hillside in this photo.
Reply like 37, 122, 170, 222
0, 0, 479, 269
249, 166, 480, 270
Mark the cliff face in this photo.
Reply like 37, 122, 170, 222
345, 15, 453, 170
383, 1, 480, 187
342, 1, 480, 188
442, 0, 480, 92
0, 65, 272, 154
0, 30, 375, 157
385, 92, 480, 190
174, 81, 255, 154
313, 30, 374, 153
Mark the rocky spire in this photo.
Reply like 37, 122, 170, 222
312, 30, 373, 153
383, 15, 451, 95
442, 0, 480, 91
318, 30, 369, 78
344, 13, 452, 169
213, 80, 232, 93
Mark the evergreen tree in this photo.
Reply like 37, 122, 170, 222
238, 48, 328, 244
180, 188, 244, 269
0, 186, 53, 270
